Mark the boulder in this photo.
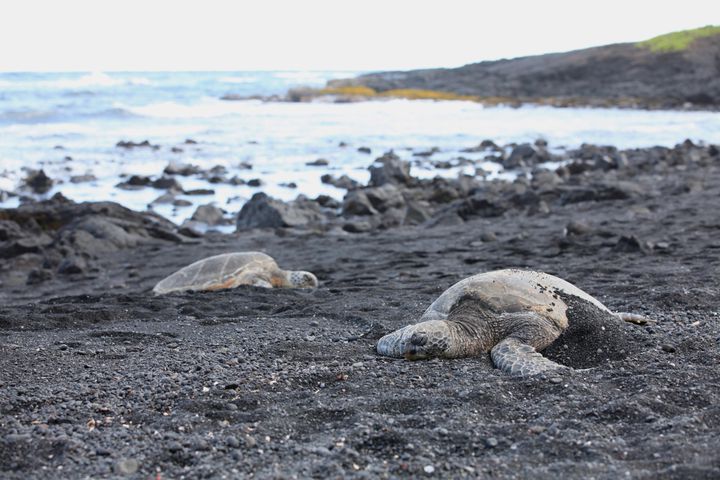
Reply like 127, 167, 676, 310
503, 143, 552, 169
191, 204, 226, 226
342, 190, 378, 216
315, 195, 341, 209
321, 174, 360, 190
365, 184, 405, 213
236, 193, 325, 230
164, 162, 201, 176
368, 151, 412, 187
0, 194, 184, 285
405, 200, 433, 225
25, 170, 54, 194
151, 176, 183, 191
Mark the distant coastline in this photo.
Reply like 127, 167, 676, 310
279, 26, 720, 111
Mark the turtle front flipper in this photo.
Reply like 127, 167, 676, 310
491, 337, 567, 376
377, 321, 451, 359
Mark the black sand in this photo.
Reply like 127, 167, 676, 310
2, 144, 720, 478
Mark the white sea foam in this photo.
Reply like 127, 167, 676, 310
0, 72, 153, 91
219, 76, 259, 84
123, 98, 258, 119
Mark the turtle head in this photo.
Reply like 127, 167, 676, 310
404, 330, 451, 360
287, 270, 319, 289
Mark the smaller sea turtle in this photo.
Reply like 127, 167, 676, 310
153, 252, 318, 295
376, 269, 649, 376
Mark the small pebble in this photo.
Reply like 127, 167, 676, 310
244, 435, 257, 448
424, 465, 435, 474
485, 437, 498, 448
114, 458, 139, 475
167, 440, 183, 452
661, 344, 676, 353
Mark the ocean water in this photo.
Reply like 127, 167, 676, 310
1, 71, 719, 227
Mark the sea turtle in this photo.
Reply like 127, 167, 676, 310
376, 269, 648, 376
152, 252, 318, 295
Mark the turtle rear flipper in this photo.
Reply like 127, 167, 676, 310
491, 337, 567, 376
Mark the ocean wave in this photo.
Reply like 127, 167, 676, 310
0, 106, 138, 124
0, 72, 152, 91
219, 76, 259, 84
273, 71, 327, 82
123, 99, 252, 119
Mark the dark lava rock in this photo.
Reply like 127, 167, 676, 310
69, 174, 97, 184
247, 179, 263, 187
413, 147, 439, 157
164, 162, 201, 176
127, 175, 151, 186
306, 158, 329, 166
0, 194, 184, 286
177, 221, 205, 238
503, 143, 552, 169
57, 255, 88, 275
116, 139, 158, 149
342, 220, 373, 233
191, 204, 226, 226
559, 181, 645, 205
368, 151, 412, 187
315, 195, 341, 209
365, 184, 405, 213
404, 200, 432, 225
321, 174, 360, 190
342, 190, 378, 217
116, 175, 151, 190
280, 182, 297, 189
151, 176, 183, 191
236, 193, 325, 230
357, 147, 372, 154
24, 170, 54, 194
184, 189, 215, 196
461, 139, 500, 153
150, 193, 176, 205
614, 234, 652, 254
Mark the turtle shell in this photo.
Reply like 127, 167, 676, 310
421, 269, 612, 329
153, 252, 281, 294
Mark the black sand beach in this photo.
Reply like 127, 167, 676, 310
1, 141, 720, 478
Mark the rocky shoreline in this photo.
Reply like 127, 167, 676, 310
317, 32, 720, 111
1, 139, 720, 478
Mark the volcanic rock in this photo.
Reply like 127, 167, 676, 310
236, 193, 325, 230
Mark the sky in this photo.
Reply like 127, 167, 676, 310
1, 0, 719, 72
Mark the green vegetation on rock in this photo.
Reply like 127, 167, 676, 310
637, 25, 720, 52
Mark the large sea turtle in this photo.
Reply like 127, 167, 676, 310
376, 269, 648, 376
153, 252, 318, 295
